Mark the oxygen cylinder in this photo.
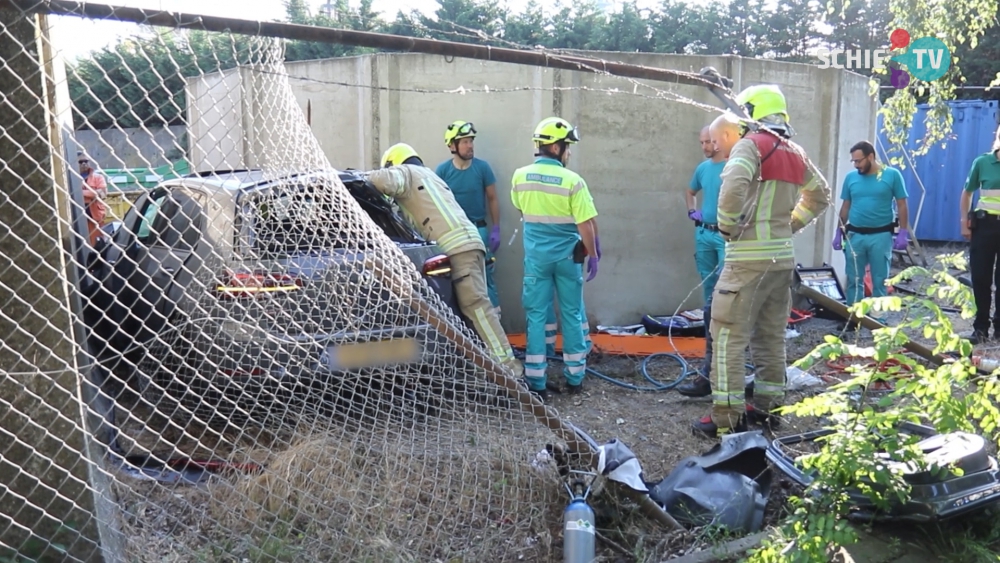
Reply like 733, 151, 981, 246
563, 487, 596, 563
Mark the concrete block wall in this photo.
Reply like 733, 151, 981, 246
186, 52, 877, 332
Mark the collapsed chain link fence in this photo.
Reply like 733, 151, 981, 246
0, 5, 622, 561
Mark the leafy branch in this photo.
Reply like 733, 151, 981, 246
746, 252, 999, 563
853, 0, 1000, 168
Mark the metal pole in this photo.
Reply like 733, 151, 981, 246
794, 282, 947, 366
2, 0, 724, 91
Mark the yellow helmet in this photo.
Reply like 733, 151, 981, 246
532, 117, 580, 146
444, 120, 477, 147
735, 84, 789, 122
380, 143, 420, 168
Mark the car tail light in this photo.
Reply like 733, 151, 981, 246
423, 254, 451, 277
215, 270, 303, 299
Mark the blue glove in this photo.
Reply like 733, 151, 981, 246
893, 228, 909, 251
688, 209, 703, 222
832, 228, 843, 251
595, 235, 602, 260
488, 225, 501, 254
586, 256, 599, 282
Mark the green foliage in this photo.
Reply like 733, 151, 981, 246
67, 28, 259, 129
68, 0, 1000, 142
866, 0, 1000, 168
746, 253, 999, 563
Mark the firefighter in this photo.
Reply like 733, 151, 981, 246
512, 117, 599, 402
692, 86, 832, 439
367, 143, 523, 377
959, 125, 1000, 344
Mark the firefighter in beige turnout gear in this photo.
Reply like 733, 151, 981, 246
367, 143, 524, 377
692, 86, 832, 439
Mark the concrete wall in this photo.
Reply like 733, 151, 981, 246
74, 124, 186, 169
185, 52, 876, 332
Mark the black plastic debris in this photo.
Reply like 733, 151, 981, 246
646, 431, 772, 533
641, 313, 706, 338
767, 422, 1000, 523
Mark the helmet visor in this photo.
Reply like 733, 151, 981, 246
565, 127, 580, 143
449, 121, 476, 139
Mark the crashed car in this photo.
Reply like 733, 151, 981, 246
80, 168, 473, 418
767, 422, 1000, 523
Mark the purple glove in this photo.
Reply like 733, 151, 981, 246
688, 209, 703, 222
586, 256, 599, 282
832, 228, 843, 251
488, 225, 501, 254
595, 235, 602, 260
893, 228, 909, 251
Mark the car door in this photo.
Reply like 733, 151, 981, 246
82, 185, 209, 360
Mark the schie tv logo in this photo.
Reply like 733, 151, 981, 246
816, 28, 952, 89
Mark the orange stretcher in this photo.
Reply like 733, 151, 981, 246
507, 333, 706, 359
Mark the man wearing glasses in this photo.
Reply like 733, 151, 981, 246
831, 140, 909, 328
436, 121, 503, 314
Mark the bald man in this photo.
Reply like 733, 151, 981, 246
677, 124, 729, 398
709, 112, 745, 159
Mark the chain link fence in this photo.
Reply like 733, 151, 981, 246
0, 4, 620, 561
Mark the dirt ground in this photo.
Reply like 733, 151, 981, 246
111, 243, 1000, 562
536, 244, 1000, 560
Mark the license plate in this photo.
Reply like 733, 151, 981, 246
325, 338, 421, 371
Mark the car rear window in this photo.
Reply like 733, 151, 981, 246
248, 184, 345, 254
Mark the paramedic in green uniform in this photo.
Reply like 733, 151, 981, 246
959, 128, 1000, 344
512, 117, 599, 402
436, 121, 502, 312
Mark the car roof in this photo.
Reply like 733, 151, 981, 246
155, 168, 365, 194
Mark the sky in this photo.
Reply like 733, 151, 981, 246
49, 0, 683, 60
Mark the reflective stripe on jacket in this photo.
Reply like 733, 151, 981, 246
977, 189, 1000, 214
510, 157, 598, 264
717, 133, 831, 270
368, 164, 484, 256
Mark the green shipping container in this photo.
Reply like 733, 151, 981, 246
102, 159, 192, 193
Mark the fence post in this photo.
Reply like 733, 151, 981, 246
0, 10, 123, 562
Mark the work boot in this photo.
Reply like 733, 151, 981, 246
691, 413, 747, 439
545, 380, 563, 394
969, 330, 991, 345
566, 381, 584, 395
746, 405, 781, 431
529, 387, 550, 403
838, 320, 860, 333
676, 373, 711, 397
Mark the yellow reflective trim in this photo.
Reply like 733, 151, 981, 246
512, 182, 573, 197
792, 205, 815, 224
474, 306, 509, 361
756, 180, 775, 241
728, 157, 756, 175
727, 238, 792, 248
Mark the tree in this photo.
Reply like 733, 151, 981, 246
763, 0, 823, 61
67, 29, 258, 130
591, 2, 655, 53
502, 0, 547, 48
873, 0, 1000, 164
417, 0, 506, 44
